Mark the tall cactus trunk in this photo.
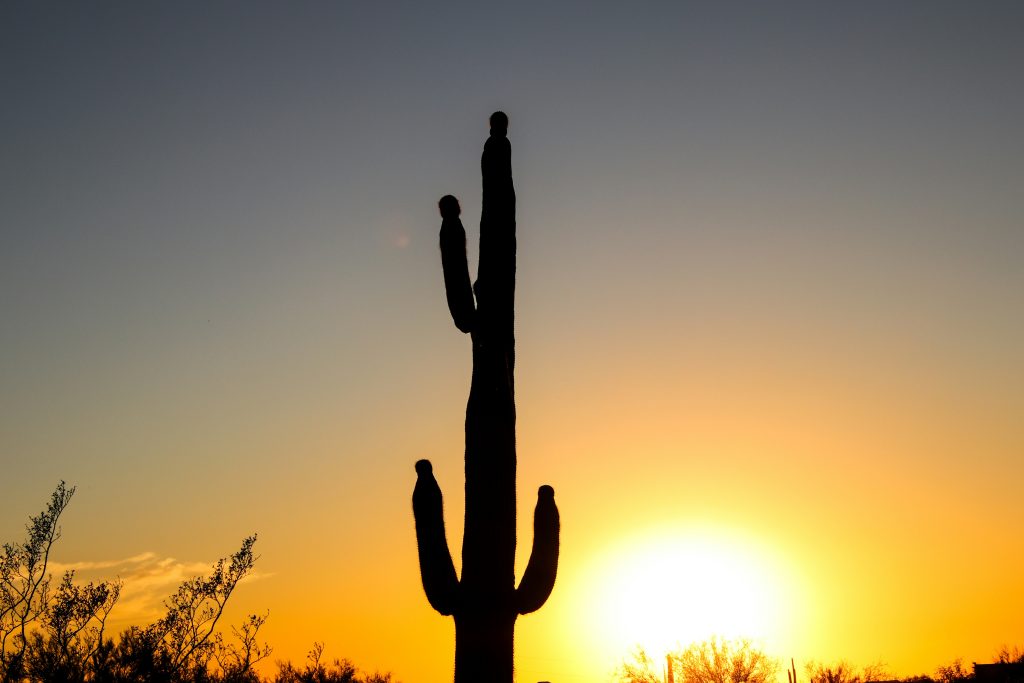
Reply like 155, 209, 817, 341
413, 112, 560, 683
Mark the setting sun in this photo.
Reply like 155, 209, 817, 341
585, 526, 798, 662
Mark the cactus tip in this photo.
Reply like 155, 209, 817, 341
439, 195, 461, 218
538, 484, 554, 499
415, 459, 433, 475
489, 111, 508, 137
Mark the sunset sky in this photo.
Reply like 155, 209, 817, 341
2, 3, 1023, 682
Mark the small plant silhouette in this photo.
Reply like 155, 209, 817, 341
412, 112, 560, 682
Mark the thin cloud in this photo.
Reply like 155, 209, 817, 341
48, 552, 157, 573
48, 551, 273, 629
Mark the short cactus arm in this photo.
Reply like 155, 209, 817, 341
438, 196, 475, 334
514, 485, 560, 615
413, 459, 460, 615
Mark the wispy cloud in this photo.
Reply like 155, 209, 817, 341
49, 552, 158, 573
49, 552, 272, 629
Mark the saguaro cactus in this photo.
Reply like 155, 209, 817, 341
413, 112, 560, 682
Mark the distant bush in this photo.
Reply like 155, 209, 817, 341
268, 642, 394, 683
807, 661, 894, 683
619, 638, 778, 683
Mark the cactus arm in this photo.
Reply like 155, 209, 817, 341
514, 485, 560, 614
438, 196, 476, 334
412, 459, 460, 616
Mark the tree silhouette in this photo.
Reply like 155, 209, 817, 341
935, 659, 972, 683
412, 112, 560, 682
993, 647, 1024, 665
1, 482, 123, 681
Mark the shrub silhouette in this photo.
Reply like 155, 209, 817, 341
619, 639, 778, 683
268, 641, 394, 683
2, 483, 382, 683
412, 112, 560, 682
805, 660, 890, 683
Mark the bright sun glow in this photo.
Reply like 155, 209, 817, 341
587, 526, 794, 662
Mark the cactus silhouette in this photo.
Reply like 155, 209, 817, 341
413, 112, 560, 682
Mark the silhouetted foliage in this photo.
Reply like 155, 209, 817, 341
675, 638, 780, 683
1, 482, 123, 682
267, 642, 392, 683
24, 570, 120, 682
805, 660, 890, 683
617, 646, 662, 683
0, 484, 403, 683
935, 659, 972, 683
994, 648, 1024, 666
213, 612, 272, 682
412, 112, 560, 683
619, 639, 779, 683
150, 535, 260, 677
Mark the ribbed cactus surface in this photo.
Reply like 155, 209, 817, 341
413, 112, 560, 683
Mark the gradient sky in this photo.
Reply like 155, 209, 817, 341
2, 3, 1023, 682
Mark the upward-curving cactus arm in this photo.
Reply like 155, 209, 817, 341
438, 196, 475, 334
412, 459, 459, 616
515, 484, 560, 614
